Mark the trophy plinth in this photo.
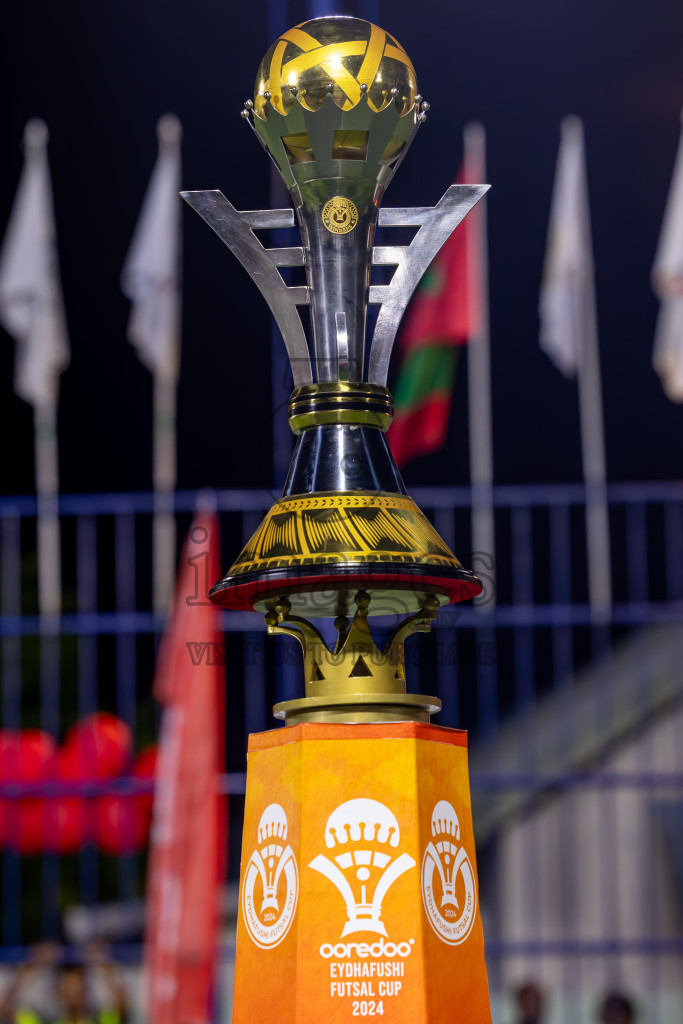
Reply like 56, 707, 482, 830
183, 16, 492, 1021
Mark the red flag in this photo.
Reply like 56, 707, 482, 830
145, 512, 226, 1024
389, 160, 482, 468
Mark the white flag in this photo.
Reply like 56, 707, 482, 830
0, 119, 70, 408
122, 114, 182, 380
652, 109, 683, 402
540, 117, 611, 616
539, 117, 593, 378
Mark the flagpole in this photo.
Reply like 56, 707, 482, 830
153, 371, 177, 617
569, 118, 612, 619
35, 396, 62, 935
465, 123, 495, 608
34, 399, 62, 619
0, 119, 68, 935
151, 116, 181, 620
540, 117, 612, 621
121, 114, 182, 619
577, 261, 612, 619
0, 118, 68, 627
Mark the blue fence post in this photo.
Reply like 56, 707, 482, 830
1, 508, 23, 945
115, 510, 139, 902
550, 503, 574, 683
434, 507, 459, 726
76, 514, 100, 912
511, 505, 535, 709
40, 608, 61, 935
664, 502, 683, 600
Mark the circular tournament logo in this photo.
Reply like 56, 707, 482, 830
242, 803, 299, 949
421, 800, 477, 945
322, 196, 359, 235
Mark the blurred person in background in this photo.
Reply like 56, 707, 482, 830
0, 944, 58, 1024
599, 992, 636, 1024
513, 981, 545, 1023
0, 943, 128, 1024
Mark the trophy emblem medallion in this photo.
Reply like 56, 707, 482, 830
322, 196, 359, 234
421, 800, 478, 946
241, 803, 299, 949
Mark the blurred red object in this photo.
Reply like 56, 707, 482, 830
0, 730, 58, 853
133, 745, 158, 822
94, 745, 158, 854
63, 712, 132, 779
95, 794, 144, 854
1, 719, 155, 854
47, 742, 89, 853
47, 713, 132, 853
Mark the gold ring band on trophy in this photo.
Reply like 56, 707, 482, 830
288, 381, 394, 432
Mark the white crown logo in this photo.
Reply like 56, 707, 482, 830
430, 799, 461, 909
242, 802, 299, 949
421, 798, 477, 945
255, 803, 290, 912
309, 798, 416, 937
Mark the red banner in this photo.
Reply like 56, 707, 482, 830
145, 512, 226, 1024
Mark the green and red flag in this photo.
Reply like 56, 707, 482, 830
388, 163, 481, 468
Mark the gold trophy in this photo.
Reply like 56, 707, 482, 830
184, 16, 492, 1021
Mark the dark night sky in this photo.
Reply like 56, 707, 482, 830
1, 0, 682, 497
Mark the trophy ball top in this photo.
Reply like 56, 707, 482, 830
253, 16, 418, 120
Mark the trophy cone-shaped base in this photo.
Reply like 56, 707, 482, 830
209, 490, 481, 617
211, 391, 482, 617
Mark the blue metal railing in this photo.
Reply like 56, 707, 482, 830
1, 481, 682, 1017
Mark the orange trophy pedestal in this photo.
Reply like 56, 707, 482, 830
234, 722, 491, 1023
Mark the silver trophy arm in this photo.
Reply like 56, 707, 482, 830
180, 190, 313, 386
367, 184, 490, 387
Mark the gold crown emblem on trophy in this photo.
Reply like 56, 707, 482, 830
182, 16, 490, 723
309, 796, 416, 937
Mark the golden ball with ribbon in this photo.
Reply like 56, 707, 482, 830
254, 16, 418, 119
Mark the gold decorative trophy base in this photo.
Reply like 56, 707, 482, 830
267, 591, 442, 724
182, 14, 492, 1021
